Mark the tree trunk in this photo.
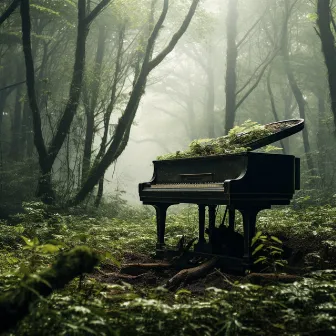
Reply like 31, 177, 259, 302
9, 84, 23, 160
82, 25, 106, 185
282, 11, 314, 172
94, 176, 104, 207
206, 64, 215, 138
224, 0, 238, 135
282, 88, 293, 153
316, 93, 327, 185
316, 0, 336, 134
20, 0, 111, 204
266, 68, 286, 154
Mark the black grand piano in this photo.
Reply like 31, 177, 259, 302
139, 119, 304, 271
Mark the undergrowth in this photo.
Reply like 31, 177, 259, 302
0, 202, 335, 335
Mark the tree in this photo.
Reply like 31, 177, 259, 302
316, 0, 336, 134
20, 0, 111, 203
71, 0, 201, 205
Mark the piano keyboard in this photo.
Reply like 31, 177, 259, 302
150, 183, 224, 189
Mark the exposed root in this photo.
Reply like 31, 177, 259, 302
120, 262, 172, 275
245, 273, 302, 285
166, 257, 219, 290
96, 269, 144, 280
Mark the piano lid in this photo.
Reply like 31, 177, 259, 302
240, 118, 304, 151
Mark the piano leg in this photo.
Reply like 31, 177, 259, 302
198, 205, 206, 243
208, 205, 217, 246
153, 204, 170, 251
228, 206, 235, 231
239, 208, 260, 269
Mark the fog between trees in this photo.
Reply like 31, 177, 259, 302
0, 0, 335, 209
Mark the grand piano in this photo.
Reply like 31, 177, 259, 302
138, 119, 304, 271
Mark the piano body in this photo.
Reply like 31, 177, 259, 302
138, 120, 303, 271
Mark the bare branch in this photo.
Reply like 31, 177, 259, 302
84, 0, 111, 26
236, 49, 272, 95
235, 49, 279, 110
236, 10, 266, 49
148, 0, 201, 72
0, 80, 25, 92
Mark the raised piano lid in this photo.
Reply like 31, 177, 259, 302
241, 118, 304, 151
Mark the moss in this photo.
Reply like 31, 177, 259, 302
157, 120, 272, 160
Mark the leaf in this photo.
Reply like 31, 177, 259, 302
252, 244, 264, 255
254, 256, 267, 264
14, 225, 25, 234
269, 246, 283, 252
21, 236, 34, 247
104, 252, 121, 268
251, 231, 262, 246
37, 244, 60, 254
273, 323, 285, 329
175, 289, 192, 296
270, 236, 282, 244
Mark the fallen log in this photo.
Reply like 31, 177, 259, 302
166, 257, 219, 290
0, 246, 99, 334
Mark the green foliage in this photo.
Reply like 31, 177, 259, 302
252, 232, 287, 272
0, 203, 335, 335
157, 120, 272, 160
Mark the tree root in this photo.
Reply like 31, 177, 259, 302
96, 268, 145, 280
0, 246, 99, 334
120, 262, 172, 275
245, 273, 302, 285
166, 257, 219, 290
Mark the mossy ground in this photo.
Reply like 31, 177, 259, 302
0, 202, 335, 335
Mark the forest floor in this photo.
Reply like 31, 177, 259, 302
0, 202, 336, 335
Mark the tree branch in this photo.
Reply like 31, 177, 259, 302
236, 9, 266, 48
0, 0, 20, 27
235, 49, 278, 110
148, 0, 200, 72
84, 0, 112, 26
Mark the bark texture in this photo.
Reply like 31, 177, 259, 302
316, 0, 336, 134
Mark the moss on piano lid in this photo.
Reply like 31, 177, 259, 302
157, 120, 274, 160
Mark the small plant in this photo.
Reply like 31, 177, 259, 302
252, 231, 287, 272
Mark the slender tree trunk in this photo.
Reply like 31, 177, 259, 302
187, 79, 196, 139
9, 84, 23, 160
206, 65, 215, 138
224, 0, 238, 135
316, 93, 327, 185
282, 88, 293, 153
316, 0, 336, 134
282, 11, 314, 172
266, 68, 286, 154
82, 25, 106, 185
